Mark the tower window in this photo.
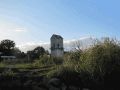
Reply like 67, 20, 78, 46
53, 43, 55, 48
57, 44, 59, 48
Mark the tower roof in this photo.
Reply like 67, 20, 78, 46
51, 34, 63, 39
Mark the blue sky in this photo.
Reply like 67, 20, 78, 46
0, 0, 120, 46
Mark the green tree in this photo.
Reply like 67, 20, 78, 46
33, 46, 45, 59
13, 47, 26, 58
0, 39, 15, 55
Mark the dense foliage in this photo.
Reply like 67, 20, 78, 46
0, 39, 15, 55
47, 38, 120, 90
0, 37, 120, 90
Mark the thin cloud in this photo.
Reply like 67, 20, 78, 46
15, 28, 27, 32
17, 37, 95, 53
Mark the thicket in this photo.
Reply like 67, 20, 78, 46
46, 38, 120, 90
0, 37, 120, 90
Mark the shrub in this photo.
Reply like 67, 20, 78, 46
76, 38, 120, 89
0, 69, 16, 76
37, 55, 63, 66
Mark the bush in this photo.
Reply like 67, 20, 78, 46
47, 65, 84, 89
0, 69, 16, 76
76, 38, 120, 89
37, 55, 63, 66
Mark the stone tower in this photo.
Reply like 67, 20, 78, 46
50, 34, 64, 57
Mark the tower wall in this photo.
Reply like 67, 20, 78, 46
50, 34, 64, 58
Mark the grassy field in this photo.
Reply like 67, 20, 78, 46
0, 62, 57, 77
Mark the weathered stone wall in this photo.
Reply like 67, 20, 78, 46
51, 34, 64, 58
51, 49, 63, 57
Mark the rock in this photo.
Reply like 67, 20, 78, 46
48, 78, 66, 90
33, 86, 47, 90
83, 88, 90, 90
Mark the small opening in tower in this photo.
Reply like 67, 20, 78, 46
57, 44, 59, 48
53, 43, 55, 48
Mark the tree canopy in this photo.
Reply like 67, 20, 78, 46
33, 46, 45, 59
0, 39, 15, 55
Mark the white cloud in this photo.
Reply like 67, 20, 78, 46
17, 36, 95, 53
15, 28, 27, 32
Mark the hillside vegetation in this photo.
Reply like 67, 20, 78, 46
0, 37, 120, 90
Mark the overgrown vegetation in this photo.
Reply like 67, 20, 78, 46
0, 37, 120, 90
46, 37, 120, 90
